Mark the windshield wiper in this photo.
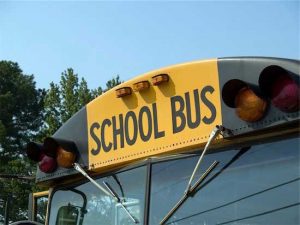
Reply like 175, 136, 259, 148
73, 163, 138, 224
160, 125, 230, 225
103, 181, 139, 223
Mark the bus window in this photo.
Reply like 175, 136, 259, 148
32, 191, 49, 224
49, 166, 147, 225
150, 138, 300, 225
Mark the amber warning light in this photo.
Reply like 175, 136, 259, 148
26, 138, 77, 173
222, 79, 268, 122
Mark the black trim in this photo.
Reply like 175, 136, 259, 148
144, 162, 152, 225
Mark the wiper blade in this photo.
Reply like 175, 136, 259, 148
103, 181, 139, 224
160, 125, 230, 225
160, 161, 218, 225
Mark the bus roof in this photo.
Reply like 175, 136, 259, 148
28, 57, 299, 185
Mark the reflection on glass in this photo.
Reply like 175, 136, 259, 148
49, 166, 146, 225
36, 196, 48, 224
150, 138, 300, 225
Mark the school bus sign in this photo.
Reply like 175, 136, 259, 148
86, 59, 222, 170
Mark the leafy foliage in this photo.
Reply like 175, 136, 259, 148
0, 61, 45, 223
0, 61, 121, 223
43, 69, 121, 136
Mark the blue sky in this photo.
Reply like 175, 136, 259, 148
0, 1, 299, 90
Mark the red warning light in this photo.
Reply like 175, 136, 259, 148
38, 154, 57, 173
271, 75, 299, 112
259, 65, 299, 113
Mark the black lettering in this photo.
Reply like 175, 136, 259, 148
124, 111, 138, 146
185, 89, 201, 129
139, 106, 152, 142
171, 95, 186, 133
112, 115, 124, 150
90, 122, 101, 155
152, 103, 165, 139
201, 86, 217, 124
101, 119, 112, 152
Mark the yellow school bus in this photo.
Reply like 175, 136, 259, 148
25, 57, 299, 225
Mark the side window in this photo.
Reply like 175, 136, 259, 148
149, 138, 300, 225
34, 194, 48, 224
49, 166, 147, 225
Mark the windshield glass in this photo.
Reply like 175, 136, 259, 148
150, 138, 300, 225
49, 166, 147, 225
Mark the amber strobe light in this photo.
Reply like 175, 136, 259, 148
152, 74, 169, 86
133, 80, 150, 92
222, 79, 268, 122
115, 87, 132, 98
259, 66, 299, 113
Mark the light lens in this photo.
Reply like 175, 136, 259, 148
259, 65, 299, 113
133, 81, 150, 92
235, 87, 267, 122
115, 87, 132, 98
39, 154, 57, 173
271, 75, 299, 112
152, 74, 169, 86
57, 146, 76, 168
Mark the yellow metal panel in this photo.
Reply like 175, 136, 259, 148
32, 190, 49, 198
87, 59, 221, 171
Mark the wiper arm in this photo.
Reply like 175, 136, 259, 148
185, 125, 225, 193
160, 125, 230, 225
160, 161, 218, 225
73, 163, 111, 196
103, 181, 139, 224
73, 163, 139, 224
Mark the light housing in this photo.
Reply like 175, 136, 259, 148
152, 74, 169, 86
133, 81, 150, 92
259, 66, 299, 113
115, 87, 132, 98
222, 79, 268, 122
26, 142, 43, 162
26, 137, 78, 173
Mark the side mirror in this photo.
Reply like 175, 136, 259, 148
55, 205, 79, 225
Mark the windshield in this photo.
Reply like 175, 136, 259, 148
49, 166, 147, 225
48, 137, 299, 225
150, 138, 300, 224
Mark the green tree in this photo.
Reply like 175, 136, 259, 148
0, 61, 45, 222
60, 68, 80, 122
43, 69, 121, 136
105, 75, 121, 90
43, 82, 62, 137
